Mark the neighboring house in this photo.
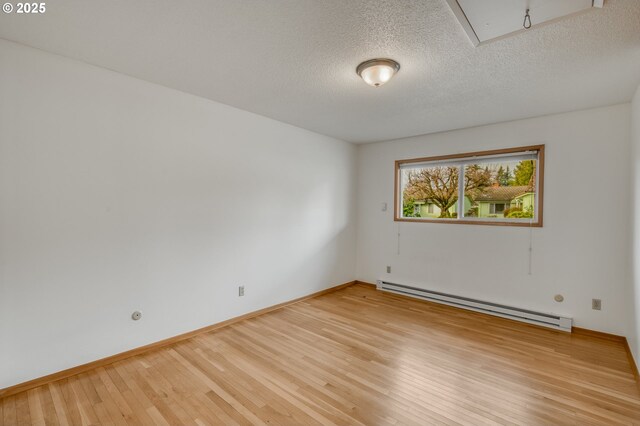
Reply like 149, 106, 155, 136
414, 196, 472, 218
412, 186, 533, 218
473, 185, 534, 217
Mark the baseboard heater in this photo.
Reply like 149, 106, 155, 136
377, 280, 572, 332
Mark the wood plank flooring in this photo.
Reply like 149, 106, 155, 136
2, 283, 639, 425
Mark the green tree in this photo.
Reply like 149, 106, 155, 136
497, 166, 511, 186
512, 160, 535, 186
403, 198, 420, 218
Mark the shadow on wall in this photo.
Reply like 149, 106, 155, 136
630, 86, 640, 364
238, 180, 355, 305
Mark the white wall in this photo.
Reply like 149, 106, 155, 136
356, 104, 632, 336
0, 39, 357, 389
631, 86, 640, 362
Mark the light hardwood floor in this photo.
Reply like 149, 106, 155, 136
2, 283, 639, 425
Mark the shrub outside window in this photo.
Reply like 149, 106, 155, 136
395, 145, 544, 227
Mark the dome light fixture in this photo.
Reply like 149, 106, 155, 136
356, 58, 400, 87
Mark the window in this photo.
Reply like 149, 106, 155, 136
395, 145, 544, 227
490, 203, 505, 214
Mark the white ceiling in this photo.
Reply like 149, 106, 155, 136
1, 0, 639, 143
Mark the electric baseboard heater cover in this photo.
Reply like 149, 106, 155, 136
377, 280, 572, 332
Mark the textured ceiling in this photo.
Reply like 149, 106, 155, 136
1, 0, 639, 143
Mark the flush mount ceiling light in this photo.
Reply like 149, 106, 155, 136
356, 58, 400, 87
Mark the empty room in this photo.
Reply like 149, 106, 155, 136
2, 0, 640, 424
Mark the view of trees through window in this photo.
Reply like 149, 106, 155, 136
399, 148, 542, 225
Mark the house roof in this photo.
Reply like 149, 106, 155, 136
472, 186, 531, 202
408, 183, 534, 204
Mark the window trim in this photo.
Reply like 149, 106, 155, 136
394, 144, 545, 227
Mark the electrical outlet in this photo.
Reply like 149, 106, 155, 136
239, 285, 245, 297
386, 266, 391, 274
592, 299, 601, 310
